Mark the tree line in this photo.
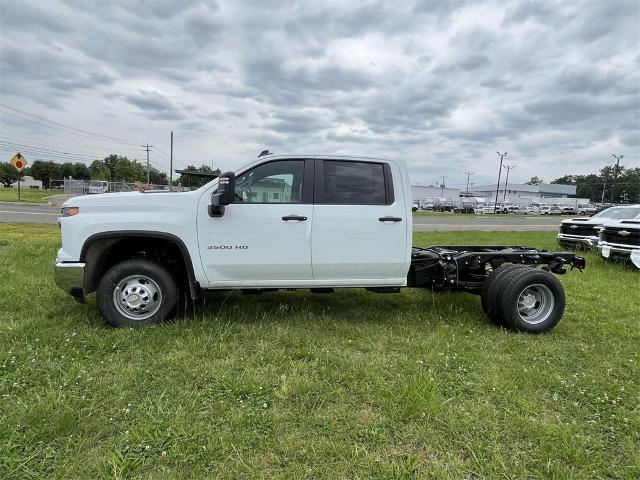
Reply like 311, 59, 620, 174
0, 155, 219, 189
540, 163, 639, 203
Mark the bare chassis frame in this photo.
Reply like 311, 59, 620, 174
408, 245, 586, 293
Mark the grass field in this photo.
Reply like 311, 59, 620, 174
0, 188, 58, 204
1, 224, 638, 479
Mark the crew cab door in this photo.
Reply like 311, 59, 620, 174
198, 159, 314, 285
311, 159, 409, 283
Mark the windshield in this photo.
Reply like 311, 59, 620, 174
594, 207, 640, 219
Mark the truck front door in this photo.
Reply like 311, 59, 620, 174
311, 159, 409, 284
198, 159, 314, 286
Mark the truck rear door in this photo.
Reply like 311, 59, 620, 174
311, 159, 409, 284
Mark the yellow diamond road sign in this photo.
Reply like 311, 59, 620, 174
10, 152, 27, 171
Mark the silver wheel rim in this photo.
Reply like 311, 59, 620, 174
516, 284, 554, 325
112, 275, 163, 321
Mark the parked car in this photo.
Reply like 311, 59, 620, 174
539, 205, 562, 215
54, 153, 586, 333
577, 204, 597, 216
558, 204, 640, 249
598, 218, 640, 268
412, 202, 419, 212
453, 203, 475, 213
561, 206, 576, 215
525, 205, 540, 215
475, 204, 502, 214
505, 205, 521, 214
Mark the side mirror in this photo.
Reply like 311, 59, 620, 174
209, 172, 235, 217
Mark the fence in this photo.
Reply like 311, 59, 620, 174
61, 179, 189, 195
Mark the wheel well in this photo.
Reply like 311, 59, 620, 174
81, 234, 198, 298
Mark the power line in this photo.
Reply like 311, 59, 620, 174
0, 139, 126, 161
0, 103, 139, 145
0, 134, 142, 158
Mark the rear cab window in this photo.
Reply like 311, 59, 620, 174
316, 160, 394, 205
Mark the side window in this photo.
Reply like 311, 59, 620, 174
323, 161, 388, 204
234, 160, 305, 203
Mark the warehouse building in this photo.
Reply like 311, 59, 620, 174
469, 183, 576, 201
411, 185, 461, 201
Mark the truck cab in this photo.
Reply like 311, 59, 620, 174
55, 153, 585, 333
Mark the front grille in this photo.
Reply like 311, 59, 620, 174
560, 223, 599, 237
601, 227, 640, 246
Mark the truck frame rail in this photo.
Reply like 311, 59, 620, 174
408, 245, 586, 293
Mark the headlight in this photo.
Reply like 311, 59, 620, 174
61, 206, 79, 217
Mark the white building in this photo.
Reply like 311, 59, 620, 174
10, 175, 42, 189
470, 183, 577, 203
411, 185, 461, 202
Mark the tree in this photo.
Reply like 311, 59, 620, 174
29, 160, 91, 188
89, 155, 145, 183
174, 165, 221, 189
526, 176, 544, 185
551, 163, 640, 203
0, 161, 24, 187
148, 169, 168, 185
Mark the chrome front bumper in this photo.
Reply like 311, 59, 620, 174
54, 262, 86, 301
557, 234, 598, 248
598, 241, 640, 268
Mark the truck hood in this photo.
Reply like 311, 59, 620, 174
62, 190, 200, 209
602, 218, 640, 229
560, 217, 604, 226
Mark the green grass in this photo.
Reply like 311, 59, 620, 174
1, 224, 638, 479
0, 188, 59, 204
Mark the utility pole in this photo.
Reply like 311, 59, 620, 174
440, 175, 447, 197
464, 171, 474, 195
494, 151, 507, 213
502, 164, 515, 204
610, 154, 623, 203
141, 143, 152, 184
601, 177, 607, 204
169, 132, 173, 191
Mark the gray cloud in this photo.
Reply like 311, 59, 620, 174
0, 0, 637, 186
122, 90, 186, 120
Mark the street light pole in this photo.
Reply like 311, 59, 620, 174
494, 151, 507, 213
502, 164, 515, 204
464, 171, 474, 195
610, 154, 623, 203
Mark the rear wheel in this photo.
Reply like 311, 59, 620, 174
490, 267, 566, 333
97, 259, 178, 327
480, 263, 528, 324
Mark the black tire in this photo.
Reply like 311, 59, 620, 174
97, 259, 178, 328
480, 263, 528, 324
494, 267, 566, 333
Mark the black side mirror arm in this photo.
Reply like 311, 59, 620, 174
208, 193, 226, 217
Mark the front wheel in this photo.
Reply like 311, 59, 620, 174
97, 259, 178, 327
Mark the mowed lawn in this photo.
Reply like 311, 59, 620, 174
0, 224, 638, 479
0, 188, 57, 204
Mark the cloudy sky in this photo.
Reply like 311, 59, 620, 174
1, 0, 638, 187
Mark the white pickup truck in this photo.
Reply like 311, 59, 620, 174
55, 154, 585, 333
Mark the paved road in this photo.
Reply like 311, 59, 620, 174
0, 202, 60, 224
1, 202, 569, 230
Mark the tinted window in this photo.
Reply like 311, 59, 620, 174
234, 160, 304, 203
323, 161, 388, 204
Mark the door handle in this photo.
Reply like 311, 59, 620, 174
379, 216, 402, 222
282, 215, 308, 221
